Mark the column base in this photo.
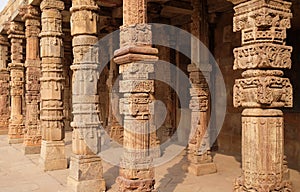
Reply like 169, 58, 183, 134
116, 176, 156, 192
0, 129, 8, 135
39, 140, 67, 171
24, 145, 41, 155
8, 138, 24, 144
234, 176, 293, 192
188, 162, 217, 176
67, 155, 105, 192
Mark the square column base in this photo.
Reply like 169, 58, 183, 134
188, 162, 217, 176
24, 145, 41, 155
39, 140, 67, 171
8, 138, 24, 144
67, 155, 106, 192
116, 176, 156, 192
0, 129, 8, 135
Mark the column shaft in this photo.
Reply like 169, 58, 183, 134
7, 22, 25, 144
20, 5, 42, 154
0, 35, 10, 135
68, 0, 105, 191
115, 0, 158, 191
187, 0, 217, 176
39, 0, 67, 171
229, 0, 293, 191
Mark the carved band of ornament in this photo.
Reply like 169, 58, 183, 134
0, 36, 9, 46
242, 27, 286, 45
119, 63, 154, 74
73, 35, 98, 47
70, 64, 99, 71
120, 24, 152, 47
189, 98, 209, 112
233, 43, 292, 70
233, 76, 292, 108
70, 5, 99, 13
242, 70, 283, 78
40, 0, 65, 11
188, 63, 212, 73
233, 0, 292, 16
190, 87, 209, 97
73, 46, 99, 64
25, 20, 41, 28
119, 80, 154, 93
120, 102, 153, 116
233, 8, 292, 32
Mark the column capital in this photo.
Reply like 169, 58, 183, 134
40, 0, 65, 11
5, 22, 25, 39
20, 5, 40, 21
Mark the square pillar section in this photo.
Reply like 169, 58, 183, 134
39, 0, 67, 171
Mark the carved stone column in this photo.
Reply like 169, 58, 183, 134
0, 35, 10, 135
39, 0, 67, 171
187, 0, 217, 176
228, 0, 293, 191
67, 0, 105, 191
7, 22, 25, 144
20, 5, 42, 154
114, 0, 158, 191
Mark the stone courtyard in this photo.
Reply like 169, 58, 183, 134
1, 133, 299, 192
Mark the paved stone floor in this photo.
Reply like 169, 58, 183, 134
0, 132, 299, 192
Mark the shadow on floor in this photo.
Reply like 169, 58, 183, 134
156, 151, 188, 192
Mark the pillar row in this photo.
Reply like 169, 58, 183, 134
7, 21, 25, 144
228, 0, 294, 191
39, 0, 67, 171
68, 0, 105, 191
0, 35, 10, 135
114, 0, 159, 191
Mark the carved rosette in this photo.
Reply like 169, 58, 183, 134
20, 5, 42, 151
7, 22, 25, 143
229, 0, 293, 191
0, 35, 10, 134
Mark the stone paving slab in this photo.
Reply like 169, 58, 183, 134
0, 134, 300, 192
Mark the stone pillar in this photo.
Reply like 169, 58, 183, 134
20, 5, 42, 154
187, 0, 217, 176
228, 0, 293, 191
67, 0, 105, 191
114, 0, 158, 191
39, 0, 67, 171
7, 22, 25, 144
0, 35, 10, 135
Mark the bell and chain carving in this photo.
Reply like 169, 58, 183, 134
229, 0, 293, 191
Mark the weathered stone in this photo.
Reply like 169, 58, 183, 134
228, 0, 293, 190
39, 0, 67, 171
